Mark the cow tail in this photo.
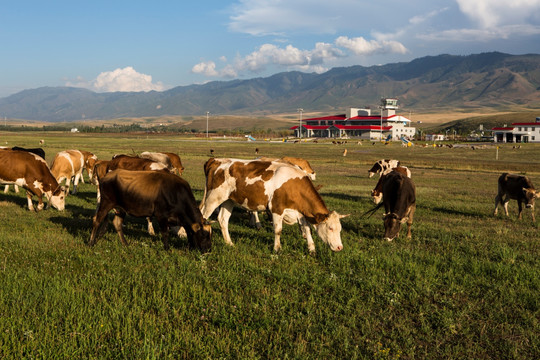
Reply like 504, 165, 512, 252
361, 202, 384, 218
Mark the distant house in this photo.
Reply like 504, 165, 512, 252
426, 134, 445, 141
71, 128, 79, 133
290, 98, 416, 140
492, 117, 540, 143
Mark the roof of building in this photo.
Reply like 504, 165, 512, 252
492, 127, 514, 131
290, 124, 393, 130
511, 122, 540, 126
304, 113, 411, 123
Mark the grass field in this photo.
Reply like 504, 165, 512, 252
0, 132, 538, 359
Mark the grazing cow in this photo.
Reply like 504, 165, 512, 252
0, 150, 65, 211
139, 151, 185, 176
102, 155, 170, 236
371, 166, 412, 204
80, 150, 98, 183
250, 156, 317, 229
494, 173, 539, 221
50, 149, 96, 195
3, 146, 46, 193
381, 170, 416, 241
200, 158, 348, 254
89, 169, 212, 251
368, 159, 400, 178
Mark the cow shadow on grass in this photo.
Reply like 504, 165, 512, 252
320, 192, 365, 203
49, 211, 195, 250
0, 192, 29, 209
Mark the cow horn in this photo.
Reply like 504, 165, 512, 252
338, 213, 350, 219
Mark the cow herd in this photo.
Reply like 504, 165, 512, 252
0, 147, 538, 255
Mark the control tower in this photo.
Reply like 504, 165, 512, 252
380, 98, 399, 117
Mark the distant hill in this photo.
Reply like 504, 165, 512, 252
1, 52, 540, 122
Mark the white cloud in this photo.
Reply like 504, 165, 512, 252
66, 67, 165, 93
335, 36, 408, 55
192, 61, 220, 76
456, 0, 540, 29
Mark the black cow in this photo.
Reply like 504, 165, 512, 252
89, 169, 212, 251
494, 173, 539, 221
381, 170, 416, 241
11, 146, 46, 159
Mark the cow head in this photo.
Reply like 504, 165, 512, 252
383, 212, 407, 241
371, 189, 383, 204
523, 187, 539, 208
189, 221, 212, 253
48, 186, 66, 211
313, 211, 349, 251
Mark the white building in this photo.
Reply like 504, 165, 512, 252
291, 98, 416, 140
492, 117, 540, 143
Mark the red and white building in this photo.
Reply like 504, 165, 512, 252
291, 98, 415, 140
492, 117, 540, 143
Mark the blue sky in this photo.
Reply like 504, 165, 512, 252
1, 0, 540, 98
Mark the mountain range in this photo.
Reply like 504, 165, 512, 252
1, 52, 540, 122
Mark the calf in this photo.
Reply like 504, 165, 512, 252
494, 173, 539, 221
371, 166, 412, 204
0, 150, 65, 211
200, 158, 348, 254
140, 151, 185, 176
89, 169, 211, 251
381, 170, 416, 241
368, 159, 400, 178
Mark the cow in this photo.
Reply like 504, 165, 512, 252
250, 156, 317, 229
0, 149, 65, 211
200, 158, 348, 254
368, 159, 400, 178
99, 155, 170, 236
3, 146, 46, 194
380, 170, 416, 241
80, 150, 98, 183
89, 169, 212, 252
108, 154, 169, 173
494, 173, 539, 221
139, 151, 185, 176
50, 149, 97, 195
371, 166, 412, 204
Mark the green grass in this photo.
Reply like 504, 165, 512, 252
0, 132, 538, 359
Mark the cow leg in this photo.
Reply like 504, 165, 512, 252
502, 196, 510, 217
217, 200, 235, 246
298, 216, 316, 254
494, 193, 501, 215
3, 185, 8, 193
25, 191, 35, 211
14, 185, 19, 193
147, 217, 156, 236
406, 206, 416, 239
112, 210, 129, 246
249, 211, 263, 230
157, 218, 171, 250
64, 177, 72, 196
89, 203, 114, 246
272, 213, 284, 253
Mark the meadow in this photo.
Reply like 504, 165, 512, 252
0, 132, 538, 359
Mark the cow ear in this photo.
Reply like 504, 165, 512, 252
191, 223, 201, 232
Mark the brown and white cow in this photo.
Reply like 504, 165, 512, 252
494, 173, 539, 221
50, 149, 97, 195
250, 156, 317, 229
371, 166, 412, 204
381, 170, 416, 241
89, 169, 211, 251
368, 159, 400, 178
140, 151, 185, 176
200, 158, 348, 254
2, 146, 46, 194
0, 149, 65, 211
